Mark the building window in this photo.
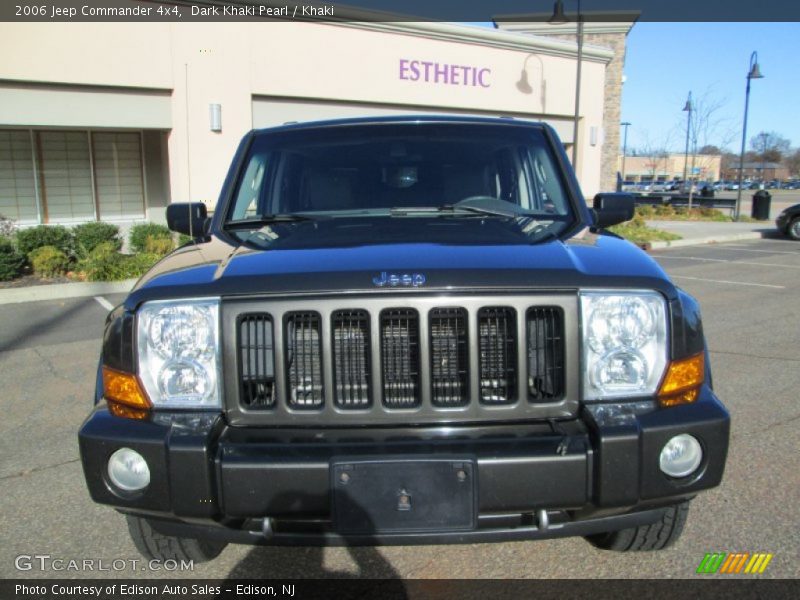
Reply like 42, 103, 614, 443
38, 131, 95, 222
92, 132, 145, 219
0, 130, 38, 223
0, 128, 146, 225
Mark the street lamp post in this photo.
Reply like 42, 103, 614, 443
621, 121, 631, 182
549, 0, 582, 172
682, 92, 693, 188
759, 132, 768, 186
735, 52, 764, 220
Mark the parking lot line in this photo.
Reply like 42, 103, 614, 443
657, 256, 800, 269
93, 296, 114, 312
718, 245, 800, 255
670, 275, 785, 289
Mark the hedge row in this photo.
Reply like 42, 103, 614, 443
0, 219, 181, 282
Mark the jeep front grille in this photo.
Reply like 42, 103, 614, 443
332, 310, 371, 409
430, 308, 468, 407
380, 309, 421, 408
527, 307, 565, 401
478, 307, 517, 404
225, 295, 578, 425
238, 314, 276, 408
285, 312, 324, 408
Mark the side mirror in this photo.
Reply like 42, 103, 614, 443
166, 202, 208, 237
592, 193, 635, 229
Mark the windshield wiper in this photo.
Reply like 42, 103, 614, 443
390, 197, 543, 219
223, 214, 316, 230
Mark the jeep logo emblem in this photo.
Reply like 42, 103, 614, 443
372, 271, 427, 287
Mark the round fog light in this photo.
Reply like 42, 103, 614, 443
107, 447, 151, 492
659, 434, 703, 478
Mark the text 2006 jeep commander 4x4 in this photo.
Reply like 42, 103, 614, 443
79, 116, 729, 564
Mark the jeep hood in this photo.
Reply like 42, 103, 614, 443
127, 227, 675, 306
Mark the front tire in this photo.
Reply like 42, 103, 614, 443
126, 516, 227, 564
585, 501, 690, 552
787, 217, 800, 241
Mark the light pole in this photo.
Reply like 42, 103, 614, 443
735, 52, 764, 220
759, 132, 768, 185
549, 0, 582, 172
621, 121, 631, 183
682, 92, 693, 189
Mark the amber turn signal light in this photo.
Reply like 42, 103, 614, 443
657, 352, 705, 407
102, 366, 151, 418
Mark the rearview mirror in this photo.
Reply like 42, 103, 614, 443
592, 193, 635, 229
166, 202, 209, 238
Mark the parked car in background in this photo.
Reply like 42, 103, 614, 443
650, 181, 669, 192
776, 203, 800, 240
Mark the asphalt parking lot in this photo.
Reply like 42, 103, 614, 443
0, 237, 798, 580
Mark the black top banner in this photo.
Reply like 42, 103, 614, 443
2, 0, 800, 22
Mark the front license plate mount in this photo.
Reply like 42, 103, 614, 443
331, 458, 476, 534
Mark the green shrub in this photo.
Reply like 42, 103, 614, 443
0, 237, 25, 281
129, 223, 171, 253
73, 222, 122, 256
653, 204, 675, 217
144, 234, 174, 256
80, 243, 161, 282
635, 205, 656, 218
16, 225, 76, 259
178, 234, 193, 247
29, 245, 69, 277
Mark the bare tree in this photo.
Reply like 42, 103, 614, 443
673, 90, 737, 208
750, 131, 791, 164
637, 130, 674, 192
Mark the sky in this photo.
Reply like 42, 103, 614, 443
621, 22, 800, 154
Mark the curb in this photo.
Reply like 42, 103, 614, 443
646, 230, 770, 251
0, 279, 138, 305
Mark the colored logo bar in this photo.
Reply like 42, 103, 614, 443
696, 552, 773, 574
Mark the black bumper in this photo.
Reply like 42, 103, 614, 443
78, 386, 729, 545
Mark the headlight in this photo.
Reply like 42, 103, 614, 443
581, 291, 668, 400
137, 298, 221, 409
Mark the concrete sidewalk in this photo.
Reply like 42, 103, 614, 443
645, 219, 775, 250
0, 279, 137, 305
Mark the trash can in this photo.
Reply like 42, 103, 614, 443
751, 190, 772, 220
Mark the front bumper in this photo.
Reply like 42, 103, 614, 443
776, 213, 793, 232
78, 386, 729, 545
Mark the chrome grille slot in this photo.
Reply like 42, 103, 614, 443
332, 309, 371, 409
478, 307, 517, 404
429, 308, 468, 407
380, 308, 420, 408
238, 314, 276, 409
527, 307, 565, 402
285, 312, 324, 409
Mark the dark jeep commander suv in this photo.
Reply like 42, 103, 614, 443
79, 116, 729, 564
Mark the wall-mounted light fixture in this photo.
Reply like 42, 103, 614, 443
589, 126, 602, 147
209, 103, 222, 132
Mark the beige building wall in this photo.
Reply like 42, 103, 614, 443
0, 21, 614, 222
495, 21, 635, 195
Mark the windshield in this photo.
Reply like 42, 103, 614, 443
226, 123, 576, 239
